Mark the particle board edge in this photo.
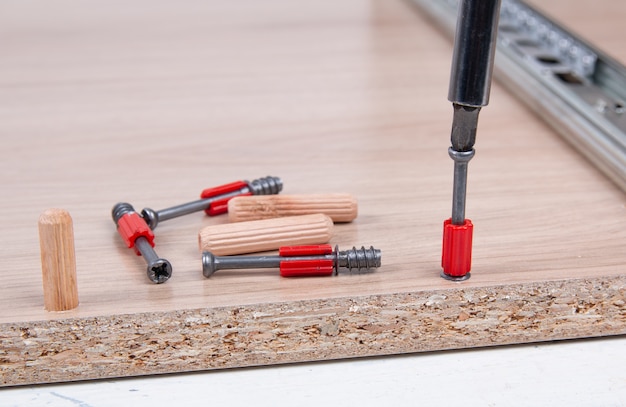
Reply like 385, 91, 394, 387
2, 273, 625, 387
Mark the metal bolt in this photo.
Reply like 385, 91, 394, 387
449, 147, 475, 225
112, 202, 172, 284
140, 176, 282, 229
202, 245, 382, 278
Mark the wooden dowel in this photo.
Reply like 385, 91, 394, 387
199, 214, 333, 255
227, 194, 358, 223
38, 208, 79, 311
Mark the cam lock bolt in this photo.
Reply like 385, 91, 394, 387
112, 202, 172, 284
140, 176, 282, 229
202, 244, 382, 278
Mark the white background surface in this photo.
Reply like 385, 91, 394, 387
3, 336, 626, 406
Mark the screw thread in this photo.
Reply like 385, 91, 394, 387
112, 202, 135, 224
248, 176, 283, 196
336, 246, 381, 272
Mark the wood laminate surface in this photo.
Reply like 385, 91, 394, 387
1, 0, 624, 386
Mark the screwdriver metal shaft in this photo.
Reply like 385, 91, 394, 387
448, 0, 501, 223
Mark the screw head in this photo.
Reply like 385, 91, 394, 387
202, 252, 218, 278
141, 207, 159, 230
147, 258, 172, 283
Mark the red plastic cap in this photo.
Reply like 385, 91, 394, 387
116, 212, 155, 255
441, 218, 473, 279
279, 245, 333, 257
280, 260, 334, 277
200, 180, 249, 216
205, 193, 252, 216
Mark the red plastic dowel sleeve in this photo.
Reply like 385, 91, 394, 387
200, 180, 249, 216
279, 245, 333, 257
441, 218, 473, 278
279, 260, 334, 277
205, 192, 252, 216
116, 212, 155, 255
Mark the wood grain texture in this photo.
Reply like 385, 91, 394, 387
198, 214, 334, 255
227, 194, 358, 223
38, 209, 79, 311
0, 0, 625, 386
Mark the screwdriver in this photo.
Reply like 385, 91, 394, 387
441, 0, 501, 281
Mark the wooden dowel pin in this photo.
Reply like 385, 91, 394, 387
228, 194, 358, 223
199, 213, 333, 255
38, 208, 79, 311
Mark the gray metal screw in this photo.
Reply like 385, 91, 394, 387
140, 176, 282, 229
202, 245, 382, 278
449, 147, 475, 225
112, 202, 172, 284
